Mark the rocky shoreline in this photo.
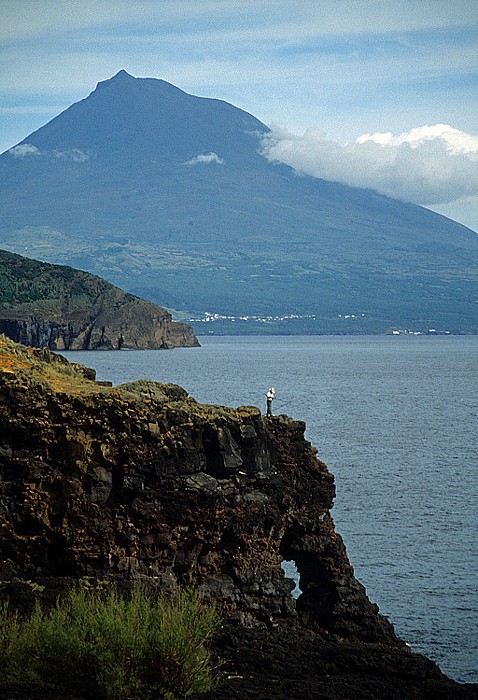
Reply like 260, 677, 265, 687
0, 336, 475, 699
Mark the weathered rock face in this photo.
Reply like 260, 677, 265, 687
1, 337, 475, 699
0, 306, 198, 350
0, 248, 199, 349
0, 336, 391, 642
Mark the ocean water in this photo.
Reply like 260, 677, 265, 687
62, 335, 478, 684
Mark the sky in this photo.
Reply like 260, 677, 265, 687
1, 0, 478, 231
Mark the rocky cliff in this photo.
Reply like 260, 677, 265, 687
0, 249, 199, 349
0, 336, 475, 699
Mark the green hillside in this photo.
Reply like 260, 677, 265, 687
0, 249, 131, 319
0, 249, 198, 350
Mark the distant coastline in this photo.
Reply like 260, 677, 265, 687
186, 318, 473, 337
181, 310, 474, 336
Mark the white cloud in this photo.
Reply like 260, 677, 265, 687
184, 152, 225, 166
8, 143, 41, 157
261, 124, 478, 208
356, 124, 478, 158
54, 148, 90, 162
7, 143, 90, 162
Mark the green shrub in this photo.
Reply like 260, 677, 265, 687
0, 583, 220, 700
143, 586, 220, 700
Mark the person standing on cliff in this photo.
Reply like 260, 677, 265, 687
266, 387, 275, 416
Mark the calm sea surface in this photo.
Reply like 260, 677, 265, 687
62, 335, 478, 684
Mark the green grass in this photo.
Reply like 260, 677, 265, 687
0, 583, 220, 700
0, 248, 123, 314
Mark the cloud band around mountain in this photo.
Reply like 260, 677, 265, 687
261, 124, 478, 209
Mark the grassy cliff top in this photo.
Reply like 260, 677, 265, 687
0, 334, 105, 395
0, 335, 259, 421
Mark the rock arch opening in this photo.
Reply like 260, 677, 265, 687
281, 559, 302, 599
280, 525, 306, 600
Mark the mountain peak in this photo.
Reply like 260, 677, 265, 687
112, 69, 134, 79
27, 71, 268, 167
93, 71, 193, 100
95, 69, 136, 91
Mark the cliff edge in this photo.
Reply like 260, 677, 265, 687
0, 336, 475, 699
0, 249, 199, 349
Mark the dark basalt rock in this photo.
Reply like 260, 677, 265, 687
199, 626, 478, 700
0, 311, 199, 350
0, 337, 475, 699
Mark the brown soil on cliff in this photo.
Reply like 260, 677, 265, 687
0, 335, 104, 394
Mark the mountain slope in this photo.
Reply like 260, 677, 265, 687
0, 249, 198, 350
0, 70, 477, 332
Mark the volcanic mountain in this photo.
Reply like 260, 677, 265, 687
0, 70, 477, 333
